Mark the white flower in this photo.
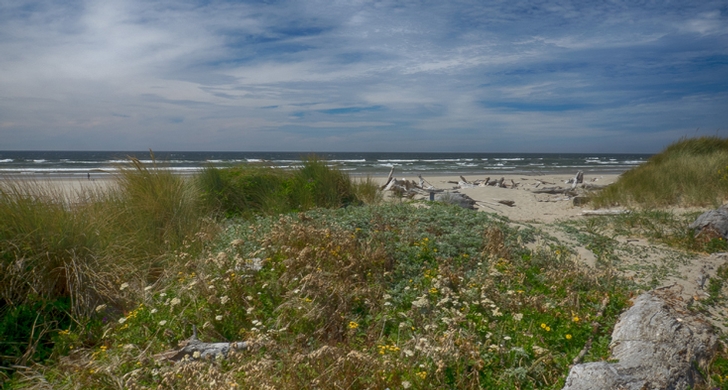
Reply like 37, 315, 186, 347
192, 351, 201, 359
513, 313, 523, 321
95, 304, 107, 312
160, 292, 167, 297
215, 315, 223, 321
144, 286, 152, 292
220, 295, 230, 305
150, 308, 158, 314
170, 298, 181, 306
158, 320, 167, 326
120, 282, 129, 291
411, 295, 429, 309
402, 381, 411, 389
503, 336, 511, 341
118, 317, 127, 324
404, 349, 414, 357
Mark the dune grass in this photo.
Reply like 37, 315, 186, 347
0, 156, 378, 379
197, 156, 371, 218
592, 136, 728, 208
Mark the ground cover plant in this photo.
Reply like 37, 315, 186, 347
592, 136, 728, 208
6, 203, 635, 389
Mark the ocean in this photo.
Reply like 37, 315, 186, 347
0, 151, 650, 178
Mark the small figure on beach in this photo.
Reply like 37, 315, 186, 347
87, 172, 91, 180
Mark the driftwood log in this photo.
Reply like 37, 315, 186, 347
581, 209, 629, 216
153, 326, 247, 362
562, 289, 717, 390
689, 204, 728, 239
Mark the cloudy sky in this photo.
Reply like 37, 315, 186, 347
1, 1, 727, 152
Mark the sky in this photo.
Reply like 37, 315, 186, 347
1, 0, 727, 153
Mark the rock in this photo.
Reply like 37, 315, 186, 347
562, 289, 717, 390
689, 204, 728, 239
434, 192, 476, 210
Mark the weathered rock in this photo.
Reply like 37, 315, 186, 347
562, 289, 717, 390
689, 205, 728, 239
434, 192, 477, 209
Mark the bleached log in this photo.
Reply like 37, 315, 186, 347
381, 166, 395, 190
531, 186, 575, 195
580, 183, 608, 190
571, 171, 584, 189
581, 210, 630, 216
154, 326, 247, 362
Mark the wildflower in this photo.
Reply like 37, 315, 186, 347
573, 316, 580, 323
565, 334, 572, 340
348, 321, 359, 329
215, 315, 223, 321
170, 297, 181, 306
513, 313, 523, 321
402, 380, 411, 389
120, 282, 129, 291
220, 295, 230, 305
95, 304, 107, 312
150, 308, 158, 314
417, 371, 427, 379
158, 320, 167, 326
429, 288, 438, 294
118, 317, 127, 324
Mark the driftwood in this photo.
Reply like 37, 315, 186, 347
531, 186, 576, 195
689, 204, 728, 239
563, 289, 717, 390
570, 171, 584, 189
581, 210, 630, 216
153, 326, 247, 362
494, 199, 515, 207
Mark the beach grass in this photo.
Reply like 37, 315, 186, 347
592, 136, 728, 208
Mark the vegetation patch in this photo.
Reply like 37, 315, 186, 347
592, 136, 728, 208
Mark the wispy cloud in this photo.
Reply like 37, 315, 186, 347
0, 0, 726, 152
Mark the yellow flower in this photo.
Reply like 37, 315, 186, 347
565, 334, 572, 340
572, 316, 580, 323
417, 371, 427, 379
540, 323, 547, 329
429, 288, 438, 294
348, 321, 359, 329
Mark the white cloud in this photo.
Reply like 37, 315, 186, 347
0, 0, 726, 151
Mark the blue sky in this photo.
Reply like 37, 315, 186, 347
1, 0, 727, 152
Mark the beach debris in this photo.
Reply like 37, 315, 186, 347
563, 287, 717, 390
434, 192, 477, 210
569, 171, 584, 189
581, 209, 630, 216
153, 325, 247, 362
688, 204, 728, 240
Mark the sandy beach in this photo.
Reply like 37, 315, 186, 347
372, 172, 621, 223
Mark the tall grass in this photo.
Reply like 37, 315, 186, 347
198, 156, 375, 217
593, 136, 728, 208
0, 159, 212, 372
0, 156, 378, 373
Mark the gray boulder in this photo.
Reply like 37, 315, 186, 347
434, 192, 477, 210
689, 204, 728, 239
563, 289, 717, 390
